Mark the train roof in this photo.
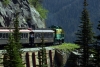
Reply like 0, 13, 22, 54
32, 30, 54, 32
0, 29, 54, 33
0, 29, 31, 32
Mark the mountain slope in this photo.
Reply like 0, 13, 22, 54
0, 0, 45, 28
43, 0, 100, 42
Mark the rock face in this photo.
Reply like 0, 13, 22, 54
0, 0, 45, 29
55, 49, 69, 67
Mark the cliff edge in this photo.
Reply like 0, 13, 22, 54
0, 0, 45, 29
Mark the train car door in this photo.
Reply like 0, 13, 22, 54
29, 32, 34, 46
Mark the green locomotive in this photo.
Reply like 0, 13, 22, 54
49, 25, 65, 44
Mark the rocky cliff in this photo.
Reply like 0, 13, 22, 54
0, 0, 45, 29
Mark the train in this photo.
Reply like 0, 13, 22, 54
0, 26, 64, 47
49, 25, 65, 44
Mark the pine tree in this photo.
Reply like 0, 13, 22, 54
92, 42, 100, 67
13, 12, 22, 50
97, 21, 100, 44
92, 21, 100, 67
38, 32, 47, 67
3, 12, 24, 67
97, 21, 100, 30
74, 0, 94, 67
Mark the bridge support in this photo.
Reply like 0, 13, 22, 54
0, 48, 55, 67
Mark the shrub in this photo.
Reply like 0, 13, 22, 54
3, 0, 10, 6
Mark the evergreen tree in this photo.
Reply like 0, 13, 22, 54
74, 0, 94, 67
3, 12, 24, 67
38, 33, 47, 67
92, 41, 100, 67
92, 21, 100, 67
97, 21, 100, 29
13, 12, 22, 50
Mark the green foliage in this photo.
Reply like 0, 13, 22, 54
74, 0, 95, 67
28, 0, 48, 19
38, 33, 48, 67
28, 0, 38, 6
38, 48, 48, 67
3, 12, 24, 67
36, 4, 48, 19
52, 43, 80, 52
92, 21, 100, 66
3, 33, 15, 67
2, 0, 10, 6
13, 12, 22, 49
97, 21, 100, 30
4, 34, 24, 67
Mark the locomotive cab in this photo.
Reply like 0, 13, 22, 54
49, 25, 65, 45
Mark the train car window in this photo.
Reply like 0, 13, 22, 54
20, 33, 23, 39
40, 33, 44, 38
8, 33, 10, 38
47, 33, 50, 38
25, 33, 28, 38
5, 33, 8, 38
48, 33, 53, 38
35, 33, 41, 38
23, 33, 25, 38
22, 33, 25, 39
2, 33, 6, 38
0, 33, 2, 38
23, 33, 28, 38
43, 33, 48, 38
